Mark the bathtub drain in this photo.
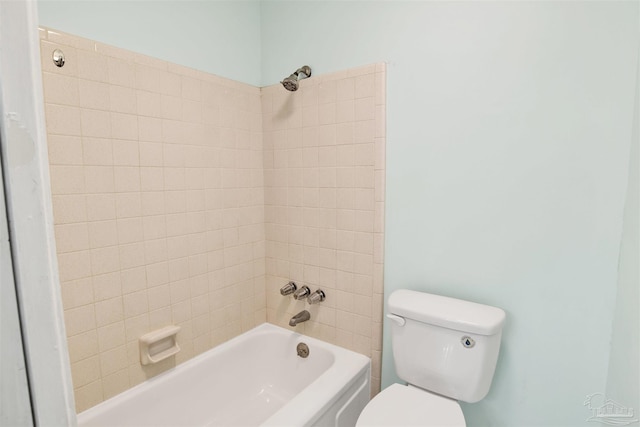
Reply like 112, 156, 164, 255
296, 342, 309, 358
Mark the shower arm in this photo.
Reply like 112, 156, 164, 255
293, 66, 312, 78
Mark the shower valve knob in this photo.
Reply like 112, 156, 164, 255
307, 289, 326, 304
280, 281, 297, 296
293, 285, 311, 300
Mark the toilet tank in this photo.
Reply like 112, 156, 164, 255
387, 290, 506, 403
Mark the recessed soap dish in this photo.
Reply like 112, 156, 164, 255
139, 325, 181, 365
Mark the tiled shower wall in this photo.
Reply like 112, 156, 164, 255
40, 28, 266, 411
262, 65, 386, 394
40, 27, 385, 411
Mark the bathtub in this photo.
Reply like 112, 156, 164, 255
77, 323, 371, 426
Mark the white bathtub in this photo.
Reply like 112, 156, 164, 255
78, 323, 371, 427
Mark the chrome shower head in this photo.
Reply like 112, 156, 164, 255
281, 74, 300, 91
280, 65, 312, 92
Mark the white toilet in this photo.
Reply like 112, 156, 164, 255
356, 289, 506, 426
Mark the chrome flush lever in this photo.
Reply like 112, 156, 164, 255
386, 313, 406, 326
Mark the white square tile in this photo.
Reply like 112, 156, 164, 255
78, 79, 110, 110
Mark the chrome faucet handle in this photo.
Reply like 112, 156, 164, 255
280, 281, 297, 296
293, 285, 311, 300
307, 289, 326, 304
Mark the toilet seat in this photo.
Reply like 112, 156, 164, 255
356, 383, 466, 426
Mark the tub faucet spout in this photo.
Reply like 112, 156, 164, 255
289, 310, 310, 327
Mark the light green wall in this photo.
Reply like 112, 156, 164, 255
261, 2, 638, 426
37, 0, 262, 86
605, 53, 639, 415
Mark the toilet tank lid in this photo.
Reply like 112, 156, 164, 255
388, 290, 506, 335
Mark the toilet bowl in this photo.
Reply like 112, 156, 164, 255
356, 384, 465, 426
355, 289, 506, 427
